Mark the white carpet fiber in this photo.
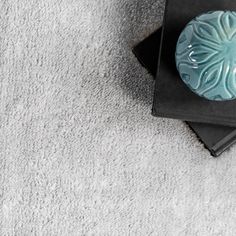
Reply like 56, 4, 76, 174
1, 0, 236, 235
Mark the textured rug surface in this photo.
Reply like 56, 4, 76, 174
1, 0, 236, 235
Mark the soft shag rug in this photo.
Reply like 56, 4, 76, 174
1, 0, 236, 235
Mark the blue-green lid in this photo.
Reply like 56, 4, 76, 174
176, 11, 236, 101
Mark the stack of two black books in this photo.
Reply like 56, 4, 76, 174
133, 0, 236, 157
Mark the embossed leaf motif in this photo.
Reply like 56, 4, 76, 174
176, 11, 236, 101
176, 25, 193, 55
197, 64, 223, 95
221, 13, 236, 39
197, 24, 221, 43
178, 63, 201, 90
205, 70, 219, 85
189, 48, 216, 64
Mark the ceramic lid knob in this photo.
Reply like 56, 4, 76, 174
176, 11, 236, 101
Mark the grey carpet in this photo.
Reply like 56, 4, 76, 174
1, 0, 236, 235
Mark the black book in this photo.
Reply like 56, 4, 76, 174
133, 28, 236, 157
152, 0, 236, 127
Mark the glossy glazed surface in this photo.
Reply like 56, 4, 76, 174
176, 11, 236, 101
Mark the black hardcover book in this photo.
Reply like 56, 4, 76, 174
133, 28, 236, 157
152, 0, 236, 127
